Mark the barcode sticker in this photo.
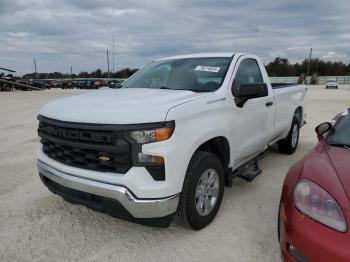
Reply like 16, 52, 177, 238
195, 66, 221, 73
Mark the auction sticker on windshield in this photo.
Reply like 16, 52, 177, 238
195, 66, 221, 73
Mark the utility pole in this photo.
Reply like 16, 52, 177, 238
112, 32, 115, 77
306, 48, 312, 84
70, 66, 73, 78
33, 57, 37, 73
107, 49, 110, 79
33, 57, 38, 79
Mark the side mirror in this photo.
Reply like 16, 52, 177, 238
232, 83, 268, 107
315, 122, 332, 141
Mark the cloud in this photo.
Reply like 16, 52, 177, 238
0, 0, 349, 74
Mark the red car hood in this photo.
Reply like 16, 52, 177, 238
299, 144, 350, 209
326, 145, 350, 203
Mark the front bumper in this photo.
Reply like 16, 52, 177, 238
280, 201, 350, 261
38, 160, 180, 222
326, 85, 337, 88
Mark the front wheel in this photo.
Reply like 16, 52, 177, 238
278, 117, 300, 154
176, 151, 224, 230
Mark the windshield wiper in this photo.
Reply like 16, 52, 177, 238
159, 86, 192, 91
190, 89, 213, 93
159, 86, 172, 90
159, 86, 212, 93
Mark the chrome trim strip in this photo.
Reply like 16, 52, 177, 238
37, 160, 180, 218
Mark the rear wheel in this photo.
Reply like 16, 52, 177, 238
176, 151, 224, 230
278, 117, 300, 154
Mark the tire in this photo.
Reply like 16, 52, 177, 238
176, 151, 224, 230
278, 116, 300, 154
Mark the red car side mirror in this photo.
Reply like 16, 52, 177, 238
315, 122, 332, 141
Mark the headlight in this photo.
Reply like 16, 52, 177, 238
126, 125, 175, 181
129, 127, 173, 164
129, 127, 174, 144
293, 179, 347, 232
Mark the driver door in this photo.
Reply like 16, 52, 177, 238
229, 56, 275, 166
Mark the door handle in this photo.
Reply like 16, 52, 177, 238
265, 101, 273, 107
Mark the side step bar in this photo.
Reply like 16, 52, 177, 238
225, 149, 269, 186
236, 159, 262, 182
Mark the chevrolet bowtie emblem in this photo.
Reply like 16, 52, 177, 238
98, 155, 110, 161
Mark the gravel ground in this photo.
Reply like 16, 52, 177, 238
1, 85, 350, 262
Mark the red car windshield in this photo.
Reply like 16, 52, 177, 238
327, 109, 350, 148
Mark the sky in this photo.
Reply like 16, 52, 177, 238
1, 0, 349, 75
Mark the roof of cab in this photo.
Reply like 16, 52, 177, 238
155, 52, 237, 61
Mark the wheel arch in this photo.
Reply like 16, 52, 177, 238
195, 136, 230, 171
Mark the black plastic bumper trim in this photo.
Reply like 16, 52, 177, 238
40, 173, 174, 228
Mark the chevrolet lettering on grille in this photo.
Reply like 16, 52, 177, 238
39, 124, 114, 143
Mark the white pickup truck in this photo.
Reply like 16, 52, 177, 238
37, 53, 306, 229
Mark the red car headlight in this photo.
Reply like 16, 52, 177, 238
293, 179, 347, 232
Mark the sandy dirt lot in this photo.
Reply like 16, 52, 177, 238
0, 85, 349, 262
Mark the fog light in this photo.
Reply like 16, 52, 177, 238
288, 244, 308, 262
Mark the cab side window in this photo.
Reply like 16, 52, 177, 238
233, 58, 264, 95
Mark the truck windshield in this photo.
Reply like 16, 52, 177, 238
327, 110, 350, 148
122, 57, 232, 92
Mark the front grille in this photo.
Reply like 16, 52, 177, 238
38, 116, 132, 173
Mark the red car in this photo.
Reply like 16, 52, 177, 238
279, 108, 350, 262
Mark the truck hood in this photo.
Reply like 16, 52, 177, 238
326, 146, 350, 203
39, 88, 210, 124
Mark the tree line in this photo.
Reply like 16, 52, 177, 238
265, 57, 350, 77
23, 68, 138, 79
22, 58, 350, 79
